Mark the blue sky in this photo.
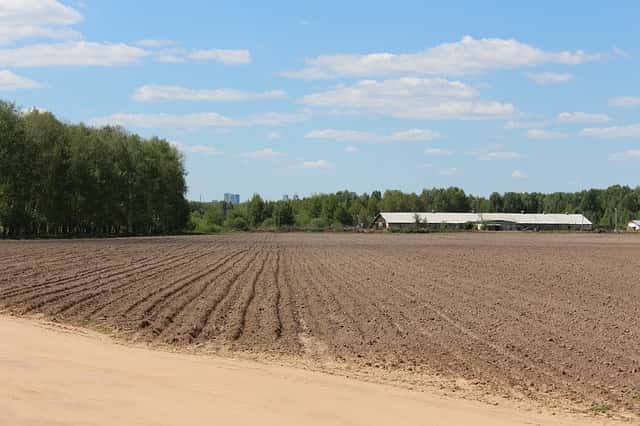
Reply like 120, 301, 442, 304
1, 1, 639, 201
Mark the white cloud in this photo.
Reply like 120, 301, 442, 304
0, 70, 41, 90
613, 47, 631, 59
556, 112, 609, 124
504, 120, 550, 129
267, 131, 281, 140
608, 96, 640, 108
170, 141, 223, 156
132, 85, 286, 102
0, 0, 82, 45
424, 148, 453, 156
511, 169, 527, 179
0, 41, 147, 67
580, 124, 640, 139
609, 150, 640, 161
190, 145, 223, 156
301, 159, 333, 169
241, 148, 285, 159
284, 36, 600, 79
89, 110, 309, 130
526, 72, 573, 85
188, 49, 250, 64
305, 128, 440, 143
302, 77, 515, 120
438, 167, 460, 176
344, 145, 359, 153
526, 129, 568, 140
471, 146, 522, 161
90, 112, 234, 129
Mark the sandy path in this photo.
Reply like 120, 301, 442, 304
0, 316, 617, 426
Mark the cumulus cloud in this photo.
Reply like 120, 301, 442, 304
526, 72, 573, 85
471, 146, 522, 161
608, 96, 640, 108
240, 148, 285, 159
424, 148, 453, 156
344, 145, 359, 153
556, 111, 609, 124
132, 85, 286, 102
89, 110, 309, 130
526, 129, 568, 140
302, 77, 515, 120
0, 0, 82, 45
284, 36, 600, 79
304, 128, 441, 143
267, 131, 281, 140
511, 169, 527, 179
0, 41, 147, 67
609, 150, 640, 161
438, 167, 460, 176
170, 141, 223, 156
504, 120, 550, 129
301, 159, 333, 169
0, 69, 41, 90
188, 49, 250, 64
580, 124, 640, 139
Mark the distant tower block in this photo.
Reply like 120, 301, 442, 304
224, 193, 240, 205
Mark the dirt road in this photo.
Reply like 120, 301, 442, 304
0, 315, 617, 426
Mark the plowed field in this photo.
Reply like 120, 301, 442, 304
1, 233, 639, 414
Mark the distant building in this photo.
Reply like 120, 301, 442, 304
373, 212, 592, 231
293, 194, 299, 200
628, 220, 640, 232
224, 193, 240, 205
282, 194, 289, 201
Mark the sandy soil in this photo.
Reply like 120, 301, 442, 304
1, 233, 639, 416
0, 315, 621, 426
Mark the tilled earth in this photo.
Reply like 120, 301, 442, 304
1, 233, 639, 413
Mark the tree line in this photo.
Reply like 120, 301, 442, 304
190, 186, 640, 232
0, 101, 189, 237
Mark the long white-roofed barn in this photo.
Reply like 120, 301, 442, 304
373, 212, 592, 231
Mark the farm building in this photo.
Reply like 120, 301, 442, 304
373, 212, 592, 231
628, 220, 640, 231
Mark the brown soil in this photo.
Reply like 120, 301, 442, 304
1, 233, 639, 416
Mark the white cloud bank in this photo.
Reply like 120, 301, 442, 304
302, 77, 515, 120
0, 0, 82, 45
304, 128, 440, 143
526, 72, 573, 85
284, 36, 600, 79
608, 96, 640, 108
301, 159, 333, 169
556, 112, 609, 124
170, 141, 223, 156
512, 169, 527, 179
133, 85, 285, 102
580, 124, 640, 139
89, 110, 309, 129
424, 148, 453, 156
0, 41, 147, 67
241, 148, 285, 159
609, 150, 640, 161
526, 129, 568, 140
471, 146, 522, 161
0, 69, 41, 90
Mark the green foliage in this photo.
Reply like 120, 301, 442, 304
189, 184, 640, 233
0, 101, 189, 237
590, 402, 612, 414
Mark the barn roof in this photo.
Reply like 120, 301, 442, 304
377, 212, 592, 226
